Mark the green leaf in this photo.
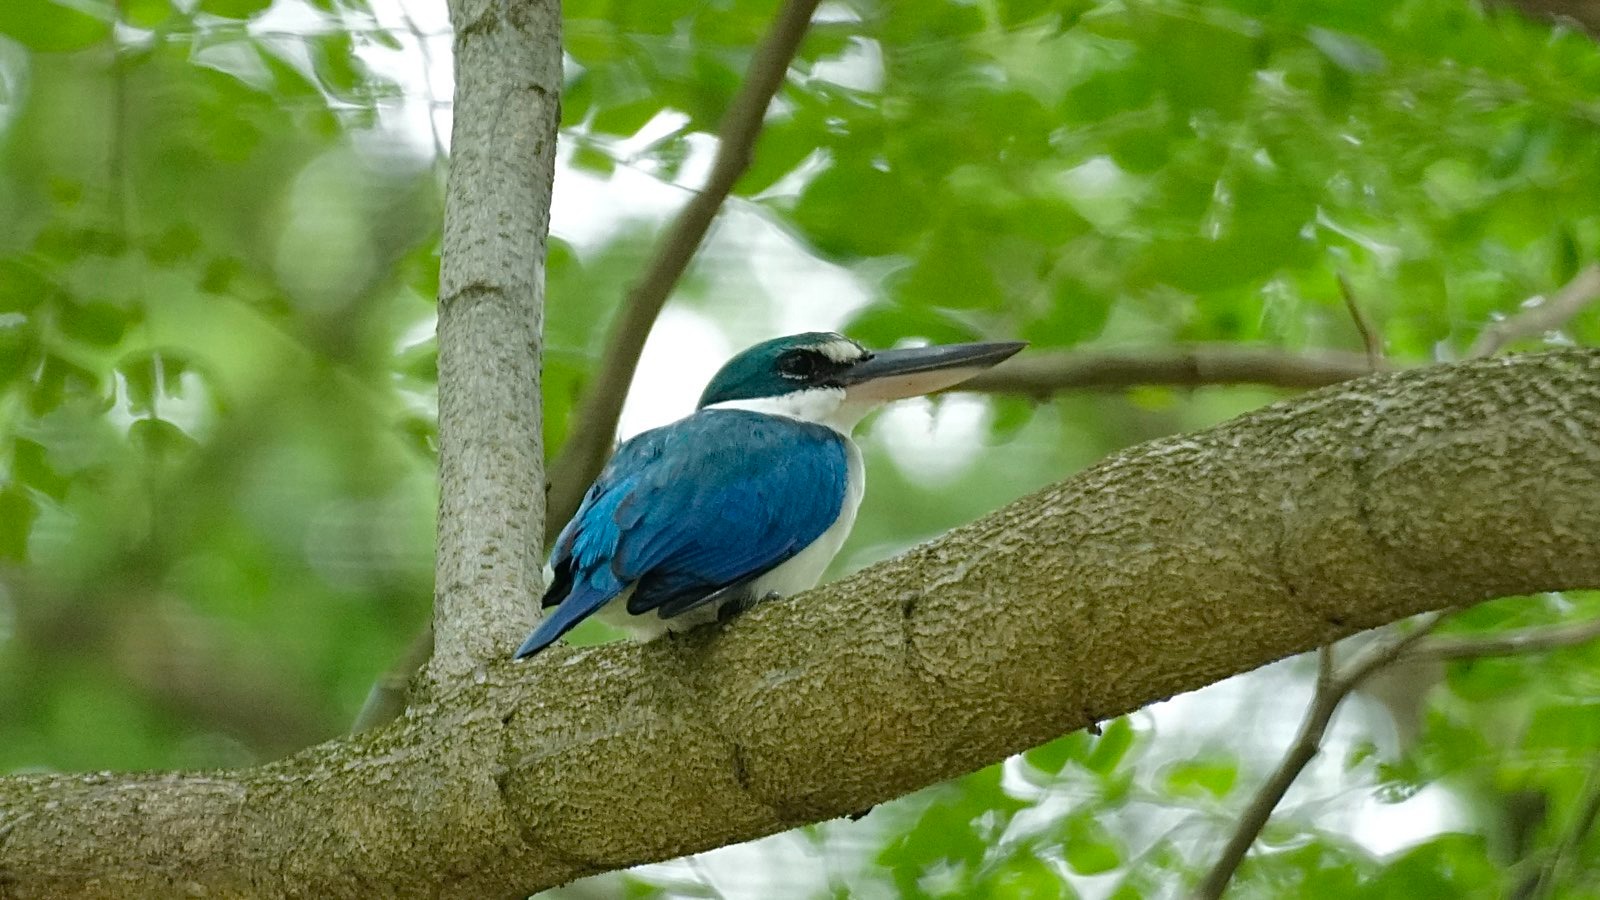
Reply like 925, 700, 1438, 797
0, 0, 111, 52
1063, 815, 1123, 875
120, 0, 173, 28
1025, 731, 1092, 778
791, 162, 928, 258
878, 766, 1026, 892
893, 225, 1006, 311
843, 303, 981, 350
29, 355, 103, 416
12, 438, 69, 501
1162, 755, 1238, 799
58, 299, 138, 348
1523, 702, 1600, 755
570, 143, 617, 177
128, 417, 196, 459
397, 414, 438, 460
983, 849, 1068, 898
199, 0, 271, 18
590, 96, 664, 138
735, 114, 820, 197
996, 0, 1061, 27
0, 483, 38, 562
200, 257, 245, 295
1138, 11, 1262, 118
33, 224, 126, 261
145, 225, 203, 266
1026, 278, 1112, 347
307, 33, 369, 102
1366, 834, 1498, 897
0, 258, 58, 313
1083, 717, 1135, 775
0, 316, 42, 386
989, 395, 1038, 440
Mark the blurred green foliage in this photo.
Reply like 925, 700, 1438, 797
3, 0, 1600, 895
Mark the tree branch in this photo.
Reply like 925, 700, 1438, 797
1195, 267, 1600, 896
430, 0, 562, 680
1492, 0, 1600, 41
1413, 615, 1600, 661
3, 350, 1600, 898
1469, 264, 1600, 359
956, 346, 1380, 396
366, 342, 1395, 729
1191, 614, 1449, 900
544, 0, 822, 542
1338, 273, 1385, 371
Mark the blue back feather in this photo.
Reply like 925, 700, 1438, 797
513, 409, 848, 658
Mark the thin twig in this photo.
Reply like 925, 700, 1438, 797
1469, 264, 1600, 359
351, 625, 435, 733
1191, 613, 1450, 900
1231, 266, 1600, 899
958, 347, 1377, 396
1414, 615, 1600, 662
1337, 273, 1385, 371
1196, 606, 1600, 897
544, 0, 824, 543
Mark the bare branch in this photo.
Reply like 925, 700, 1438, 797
1491, 0, 1600, 41
1413, 615, 1600, 662
1337, 272, 1386, 371
958, 346, 1378, 396
545, 0, 823, 542
1196, 262, 1600, 898
1191, 613, 1449, 900
1469, 264, 1600, 359
360, 343, 1391, 730
1197, 601, 1600, 894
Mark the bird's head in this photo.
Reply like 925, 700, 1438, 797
697, 332, 1025, 432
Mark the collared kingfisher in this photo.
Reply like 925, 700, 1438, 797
513, 332, 1025, 659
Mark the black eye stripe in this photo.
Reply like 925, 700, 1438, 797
778, 349, 834, 379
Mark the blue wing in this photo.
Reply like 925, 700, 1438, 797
513, 409, 849, 658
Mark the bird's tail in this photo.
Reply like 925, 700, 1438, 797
513, 585, 615, 659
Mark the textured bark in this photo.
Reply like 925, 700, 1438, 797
431, 0, 561, 680
3, 350, 1600, 899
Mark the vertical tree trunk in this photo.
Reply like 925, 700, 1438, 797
431, 0, 562, 682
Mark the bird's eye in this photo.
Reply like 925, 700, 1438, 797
778, 351, 820, 379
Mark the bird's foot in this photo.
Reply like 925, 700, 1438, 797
716, 591, 783, 623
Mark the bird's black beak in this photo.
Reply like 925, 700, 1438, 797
840, 340, 1026, 402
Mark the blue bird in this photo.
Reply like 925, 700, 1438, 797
513, 332, 1025, 659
